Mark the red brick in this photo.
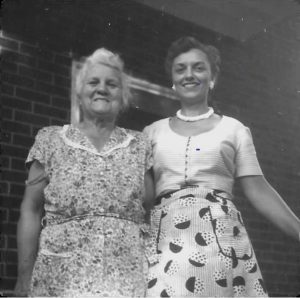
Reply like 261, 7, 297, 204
0, 263, 6, 278
2, 107, 13, 120
0, 195, 22, 209
51, 96, 70, 109
35, 81, 70, 98
1, 60, 18, 73
2, 171, 27, 184
32, 126, 43, 137
8, 209, 20, 223
0, 277, 16, 290
0, 209, 8, 222
19, 43, 37, 56
0, 37, 19, 51
2, 95, 32, 111
6, 264, 17, 277
2, 50, 36, 67
13, 134, 34, 148
11, 158, 27, 171
0, 235, 7, 249
1, 83, 14, 95
54, 53, 71, 66
2, 145, 28, 159
2, 120, 31, 135
14, 110, 50, 126
20, 43, 54, 61
54, 74, 70, 87
38, 59, 70, 76
7, 237, 17, 250
2, 250, 17, 263
34, 103, 68, 120
1, 223, 17, 235
16, 87, 51, 104
19, 65, 53, 83
1, 156, 10, 169
1, 131, 11, 143
10, 184, 25, 196
0, 182, 9, 195
2, 72, 35, 89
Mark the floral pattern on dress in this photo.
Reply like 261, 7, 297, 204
26, 125, 151, 297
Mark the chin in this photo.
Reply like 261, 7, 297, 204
180, 92, 202, 100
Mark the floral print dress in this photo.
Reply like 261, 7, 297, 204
27, 124, 151, 297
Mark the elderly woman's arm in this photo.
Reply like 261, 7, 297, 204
144, 169, 155, 224
14, 161, 47, 297
239, 175, 300, 241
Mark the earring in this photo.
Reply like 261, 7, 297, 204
172, 85, 176, 90
209, 81, 214, 89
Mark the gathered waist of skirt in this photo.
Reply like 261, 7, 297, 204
155, 186, 233, 207
41, 211, 144, 227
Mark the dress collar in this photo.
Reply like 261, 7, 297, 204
59, 124, 135, 156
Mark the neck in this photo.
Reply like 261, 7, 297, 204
180, 101, 209, 116
79, 116, 116, 136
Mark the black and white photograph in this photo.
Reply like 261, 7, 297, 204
1, 0, 300, 297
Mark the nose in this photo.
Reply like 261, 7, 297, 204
184, 67, 194, 80
96, 82, 109, 94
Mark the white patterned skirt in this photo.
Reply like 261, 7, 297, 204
146, 187, 268, 297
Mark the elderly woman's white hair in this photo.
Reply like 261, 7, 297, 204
75, 48, 131, 111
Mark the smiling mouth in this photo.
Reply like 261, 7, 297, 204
182, 82, 200, 88
93, 97, 109, 102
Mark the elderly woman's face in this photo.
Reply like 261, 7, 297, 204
79, 63, 123, 120
172, 48, 213, 101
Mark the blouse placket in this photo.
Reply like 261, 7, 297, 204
184, 136, 192, 186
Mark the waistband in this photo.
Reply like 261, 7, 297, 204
155, 187, 233, 206
41, 212, 143, 228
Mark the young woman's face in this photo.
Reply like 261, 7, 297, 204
172, 48, 214, 101
79, 63, 123, 120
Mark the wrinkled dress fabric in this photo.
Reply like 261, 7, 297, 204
27, 125, 151, 297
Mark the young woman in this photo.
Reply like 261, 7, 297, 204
144, 36, 300, 297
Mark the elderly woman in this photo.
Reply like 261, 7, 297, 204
144, 37, 300, 297
14, 48, 151, 297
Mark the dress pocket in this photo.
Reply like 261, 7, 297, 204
211, 206, 253, 265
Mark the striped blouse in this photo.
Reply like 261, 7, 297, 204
143, 116, 263, 197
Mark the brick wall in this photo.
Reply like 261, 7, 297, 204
1, 0, 299, 296
1, 30, 72, 294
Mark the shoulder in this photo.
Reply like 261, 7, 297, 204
221, 115, 248, 131
143, 118, 169, 136
120, 127, 147, 144
221, 116, 255, 146
123, 127, 142, 137
35, 125, 65, 140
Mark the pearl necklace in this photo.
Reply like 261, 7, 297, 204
176, 107, 214, 122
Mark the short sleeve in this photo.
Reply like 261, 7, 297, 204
26, 127, 52, 170
235, 126, 263, 177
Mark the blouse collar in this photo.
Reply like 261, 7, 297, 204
59, 124, 135, 156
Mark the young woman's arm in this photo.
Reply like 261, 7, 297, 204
239, 175, 300, 241
14, 161, 47, 297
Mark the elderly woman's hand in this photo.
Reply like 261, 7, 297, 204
14, 278, 30, 297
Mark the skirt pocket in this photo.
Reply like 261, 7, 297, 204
211, 205, 254, 265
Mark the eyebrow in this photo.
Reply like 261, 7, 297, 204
174, 61, 206, 67
87, 76, 121, 83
